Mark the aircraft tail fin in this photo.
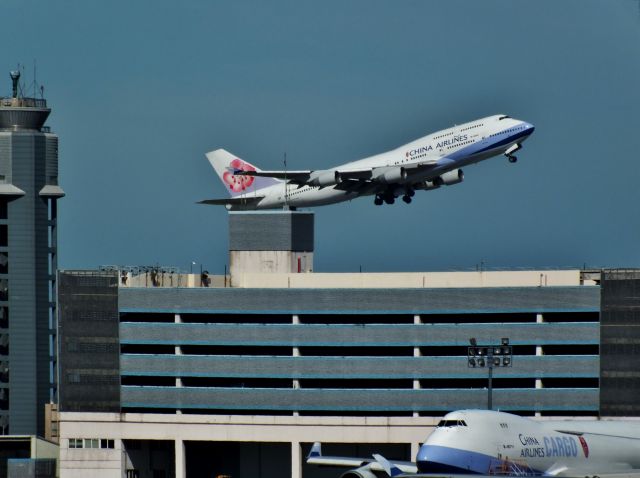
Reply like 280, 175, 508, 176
206, 149, 281, 198
307, 442, 322, 459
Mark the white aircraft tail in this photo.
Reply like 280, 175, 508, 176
206, 149, 281, 198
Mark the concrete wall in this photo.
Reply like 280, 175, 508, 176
230, 250, 313, 279
119, 285, 599, 314
232, 270, 585, 289
59, 412, 436, 478
59, 441, 122, 478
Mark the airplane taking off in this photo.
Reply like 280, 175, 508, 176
199, 114, 534, 210
306, 410, 640, 478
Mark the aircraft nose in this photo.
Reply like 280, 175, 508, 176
525, 122, 535, 134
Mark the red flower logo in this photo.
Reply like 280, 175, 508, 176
579, 437, 589, 458
223, 159, 256, 192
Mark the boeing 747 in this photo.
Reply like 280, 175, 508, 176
307, 410, 640, 478
200, 115, 534, 210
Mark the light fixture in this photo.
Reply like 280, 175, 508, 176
466, 337, 513, 410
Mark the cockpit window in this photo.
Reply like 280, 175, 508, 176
436, 419, 467, 427
498, 115, 510, 120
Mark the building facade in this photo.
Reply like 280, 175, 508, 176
56, 268, 607, 478
0, 71, 63, 436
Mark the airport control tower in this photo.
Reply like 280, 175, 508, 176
0, 71, 63, 435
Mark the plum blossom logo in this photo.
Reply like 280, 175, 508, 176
578, 437, 589, 458
223, 159, 256, 192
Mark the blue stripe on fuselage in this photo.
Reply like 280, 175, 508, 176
446, 125, 532, 163
417, 444, 494, 474
416, 444, 542, 475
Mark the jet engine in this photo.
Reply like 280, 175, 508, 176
434, 169, 464, 186
309, 170, 342, 187
419, 180, 441, 190
339, 467, 377, 478
372, 166, 407, 184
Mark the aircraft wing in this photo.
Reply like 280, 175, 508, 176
197, 196, 264, 206
237, 168, 374, 184
236, 170, 312, 183
306, 442, 417, 474
546, 464, 640, 478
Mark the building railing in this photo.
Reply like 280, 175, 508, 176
0, 97, 47, 108
99, 265, 229, 288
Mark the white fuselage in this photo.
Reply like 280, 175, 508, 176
417, 410, 640, 476
233, 114, 534, 210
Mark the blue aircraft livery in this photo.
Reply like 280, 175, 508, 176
202, 114, 535, 210
307, 409, 640, 478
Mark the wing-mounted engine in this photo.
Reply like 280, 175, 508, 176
371, 166, 407, 184
434, 168, 464, 186
417, 180, 441, 191
309, 170, 342, 187
339, 466, 377, 478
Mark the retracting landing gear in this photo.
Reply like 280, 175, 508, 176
374, 195, 383, 206
402, 195, 412, 204
505, 143, 521, 163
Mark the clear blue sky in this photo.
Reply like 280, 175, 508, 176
3, 0, 640, 272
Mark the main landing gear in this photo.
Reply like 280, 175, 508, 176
374, 189, 414, 206
374, 193, 395, 205
402, 189, 415, 203
507, 155, 517, 163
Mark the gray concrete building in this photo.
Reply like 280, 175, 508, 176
51, 212, 640, 478
0, 70, 63, 436
55, 265, 613, 478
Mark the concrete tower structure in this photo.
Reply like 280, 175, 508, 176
0, 70, 63, 435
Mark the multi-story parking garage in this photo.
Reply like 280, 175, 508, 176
51, 209, 640, 478
54, 266, 627, 478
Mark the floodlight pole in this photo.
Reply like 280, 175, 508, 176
468, 337, 511, 412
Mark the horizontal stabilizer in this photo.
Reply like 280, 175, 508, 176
198, 196, 264, 206
236, 170, 312, 184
